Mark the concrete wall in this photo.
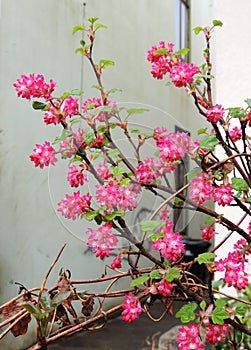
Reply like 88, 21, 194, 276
0, 1, 214, 348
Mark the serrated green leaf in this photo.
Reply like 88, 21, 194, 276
72, 24, 84, 35
212, 19, 223, 27
75, 47, 85, 55
165, 267, 180, 281
32, 101, 49, 111
99, 59, 115, 68
154, 48, 168, 55
127, 108, 149, 116
69, 154, 84, 164
215, 299, 227, 307
120, 178, 131, 187
205, 216, 215, 225
130, 275, 149, 287
83, 210, 99, 221
231, 177, 249, 191
52, 129, 72, 145
130, 128, 141, 134
110, 166, 126, 176
200, 135, 218, 151
235, 306, 246, 316
244, 98, 251, 108
108, 87, 122, 94
175, 302, 197, 323
227, 107, 246, 119
61, 92, 71, 100
212, 307, 228, 325
95, 23, 108, 30
186, 168, 202, 182
51, 291, 71, 307
40, 291, 51, 310
70, 88, 84, 96
107, 149, 120, 158
197, 252, 216, 265
104, 211, 125, 221
200, 300, 207, 311
92, 150, 102, 160
177, 48, 190, 55
140, 220, 161, 232
197, 128, 208, 135
193, 26, 203, 35
149, 270, 161, 280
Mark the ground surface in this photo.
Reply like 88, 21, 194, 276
48, 301, 182, 350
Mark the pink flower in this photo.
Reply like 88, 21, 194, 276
151, 59, 172, 80
205, 324, 230, 344
200, 225, 215, 241
157, 279, 173, 296
67, 165, 88, 187
62, 96, 79, 117
58, 137, 77, 158
29, 141, 57, 168
150, 221, 185, 262
229, 126, 242, 142
206, 104, 224, 123
13, 74, 56, 100
43, 108, 61, 125
111, 256, 122, 269
177, 324, 205, 350
170, 62, 199, 88
82, 98, 117, 122
57, 191, 92, 220
189, 173, 212, 204
147, 41, 174, 63
97, 162, 113, 181
86, 224, 118, 259
122, 293, 144, 323
213, 184, 234, 206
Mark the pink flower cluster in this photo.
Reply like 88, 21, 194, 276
111, 255, 122, 269
96, 182, 139, 211
122, 293, 144, 323
82, 97, 117, 122
215, 239, 250, 289
205, 324, 230, 344
86, 224, 118, 259
67, 165, 88, 187
13, 74, 56, 100
29, 141, 57, 169
177, 324, 205, 350
229, 126, 242, 142
206, 104, 225, 123
147, 42, 199, 86
44, 96, 79, 125
189, 173, 234, 206
57, 191, 92, 220
150, 221, 185, 262
200, 225, 216, 241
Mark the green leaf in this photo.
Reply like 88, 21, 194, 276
95, 23, 108, 30
197, 128, 208, 135
40, 291, 51, 310
110, 166, 126, 176
154, 48, 168, 55
72, 24, 84, 35
244, 98, 251, 108
107, 149, 120, 158
92, 150, 102, 160
104, 210, 125, 221
227, 107, 246, 118
200, 135, 218, 151
214, 299, 227, 308
130, 128, 141, 134
70, 117, 81, 126
235, 306, 246, 316
69, 154, 84, 164
200, 300, 207, 311
186, 167, 202, 182
32, 101, 49, 111
120, 178, 131, 187
231, 177, 249, 191
52, 129, 72, 145
197, 252, 216, 265
175, 302, 197, 323
50, 291, 71, 307
99, 59, 115, 69
140, 220, 161, 232
165, 267, 180, 281
70, 88, 84, 96
193, 26, 203, 35
24, 302, 42, 317
88, 17, 99, 24
212, 19, 223, 27
177, 48, 190, 55
127, 108, 149, 116
212, 307, 229, 325
83, 210, 100, 221
149, 270, 161, 280
130, 275, 149, 287
108, 87, 122, 94
205, 216, 215, 225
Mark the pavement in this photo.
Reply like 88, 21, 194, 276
48, 300, 182, 350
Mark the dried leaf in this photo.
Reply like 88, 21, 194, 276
10, 313, 31, 337
0, 301, 25, 318
81, 296, 94, 317
223, 161, 235, 174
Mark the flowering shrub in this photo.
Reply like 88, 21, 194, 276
1, 17, 251, 350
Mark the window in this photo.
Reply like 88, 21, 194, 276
176, 0, 190, 60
